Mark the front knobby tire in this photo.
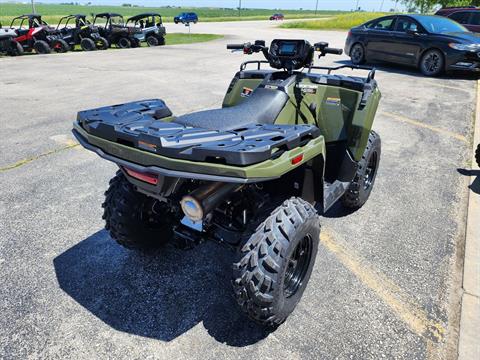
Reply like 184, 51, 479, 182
80, 38, 96, 51
232, 197, 320, 327
342, 131, 381, 209
33, 40, 51, 54
102, 172, 174, 251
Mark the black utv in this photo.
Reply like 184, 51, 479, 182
57, 14, 109, 51
93, 13, 141, 49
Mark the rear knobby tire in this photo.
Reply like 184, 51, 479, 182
232, 197, 320, 327
52, 39, 70, 53
117, 37, 131, 49
8, 41, 23, 56
476, 144, 480, 168
80, 38, 96, 51
96, 37, 109, 50
146, 35, 159, 47
102, 171, 174, 251
33, 40, 51, 54
342, 131, 381, 209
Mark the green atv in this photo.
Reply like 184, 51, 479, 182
73, 39, 382, 327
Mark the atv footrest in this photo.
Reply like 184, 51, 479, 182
77, 99, 321, 166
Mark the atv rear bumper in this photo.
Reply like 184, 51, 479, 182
73, 123, 325, 183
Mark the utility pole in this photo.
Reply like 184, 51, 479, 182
380, 0, 385, 11
31, 0, 36, 13
394, 0, 398, 12
355, 0, 360, 11
238, 0, 241, 17
315, 0, 319, 15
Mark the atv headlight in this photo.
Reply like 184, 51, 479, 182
448, 43, 480, 51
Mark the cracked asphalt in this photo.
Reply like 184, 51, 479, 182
0, 21, 477, 359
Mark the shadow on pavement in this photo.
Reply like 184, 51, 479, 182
457, 168, 480, 195
53, 230, 270, 346
321, 201, 357, 219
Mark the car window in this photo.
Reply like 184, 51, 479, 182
471, 12, 480, 25
395, 17, 420, 32
417, 16, 467, 33
450, 11, 471, 24
366, 17, 395, 31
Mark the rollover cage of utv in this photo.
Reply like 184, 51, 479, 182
73, 39, 382, 327
10, 14, 70, 54
93, 12, 141, 48
57, 14, 109, 51
126, 13, 166, 46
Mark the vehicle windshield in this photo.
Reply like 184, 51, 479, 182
417, 16, 468, 33
110, 16, 124, 26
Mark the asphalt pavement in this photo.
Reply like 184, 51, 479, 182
0, 20, 477, 359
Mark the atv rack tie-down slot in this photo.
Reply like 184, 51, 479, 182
76, 99, 321, 166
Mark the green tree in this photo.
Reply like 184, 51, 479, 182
402, 0, 479, 13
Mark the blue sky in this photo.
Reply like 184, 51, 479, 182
3, 1, 404, 11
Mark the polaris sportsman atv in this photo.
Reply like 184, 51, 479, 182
126, 13, 166, 47
73, 39, 382, 326
0, 22, 23, 56
93, 13, 141, 49
57, 14, 109, 51
11, 14, 69, 54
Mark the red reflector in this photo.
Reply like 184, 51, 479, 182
123, 167, 158, 185
291, 154, 304, 165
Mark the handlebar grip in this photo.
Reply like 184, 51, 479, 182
227, 44, 244, 50
324, 47, 343, 55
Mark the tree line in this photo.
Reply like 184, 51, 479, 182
402, 0, 479, 13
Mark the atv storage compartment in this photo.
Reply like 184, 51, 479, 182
75, 99, 321, 167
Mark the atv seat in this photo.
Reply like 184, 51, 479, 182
174, 87, 289, 131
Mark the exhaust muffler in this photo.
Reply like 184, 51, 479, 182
180, 182, 243, 222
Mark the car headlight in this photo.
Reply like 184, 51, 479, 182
449, 43, 480, 51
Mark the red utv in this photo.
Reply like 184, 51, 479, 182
269, 13, 285, 21
435, 6, 480, 33
11, 14, 70, 54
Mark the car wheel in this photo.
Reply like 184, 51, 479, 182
117, 37, 131, 49
350, 43, 366, 65
420, 49, 444, 77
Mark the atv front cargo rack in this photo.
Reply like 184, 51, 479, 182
76, 99, 321, 166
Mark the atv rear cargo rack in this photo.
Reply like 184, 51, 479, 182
73, 99, 325, 182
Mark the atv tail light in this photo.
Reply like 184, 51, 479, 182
123, 167, 158, 185
291, 154, 304, 165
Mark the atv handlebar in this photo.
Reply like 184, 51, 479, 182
227, 44, 244, 50
323, 47, 343, 55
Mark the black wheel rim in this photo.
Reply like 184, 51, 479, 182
364, 151, 378, 191
423, 52, 441, 74
283, 234, 313, 298
352, 45, 363, 63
